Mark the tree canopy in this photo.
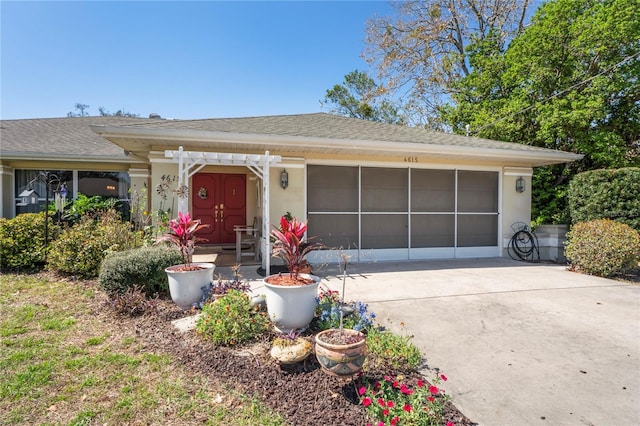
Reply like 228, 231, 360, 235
321, 70, 405, 124
364, 0, 531, 129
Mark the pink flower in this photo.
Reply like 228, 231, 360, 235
358, 386, 367, 396
400, 384, 414, 395
392, 381, 399, 388
429, 385, 439, 395
403, 403, 412, 413
428, 396, 435, 402
382, 409, 389, 416
384, 375, 392, 382
387, 400, 395, 408
416, 379, 425, 388
377, 422, 384, 426
390, 416, 400, 425
377, 398, 385, 407
362, 397, 372, 407
446, 422, 455, 426
441, 374, 448, 382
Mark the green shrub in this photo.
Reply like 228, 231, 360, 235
98, 246, 182, 296
47, 209, 141, 278
365, 327, 422, 371
196, 290, 270, 346
63, 193, 118, 223
565, 219, 640, 277
0, 213, 61, 272
568, 168, 640, 231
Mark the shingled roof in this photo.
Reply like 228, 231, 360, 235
0, 116, 162, 160
92, 112, 582, 166
95, 112, 557, 153
1, 113, 582, 166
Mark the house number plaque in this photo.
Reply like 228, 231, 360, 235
404, 156, 419, 163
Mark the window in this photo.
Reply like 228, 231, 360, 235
14, 169, 130, 216
15, 170, 72, 215
78, 171, 129, 199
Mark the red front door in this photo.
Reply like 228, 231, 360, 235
192, 173, 246, 245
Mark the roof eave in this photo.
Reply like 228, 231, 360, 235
90, 125, 584, 167
0, 152, 144, 164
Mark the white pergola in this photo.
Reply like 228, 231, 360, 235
164, 146, 282, 275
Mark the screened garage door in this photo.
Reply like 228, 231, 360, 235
307, 165, 499, 261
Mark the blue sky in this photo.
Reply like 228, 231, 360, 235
1, 1, 395, 120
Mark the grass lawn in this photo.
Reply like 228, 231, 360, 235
0, 273, 284, 425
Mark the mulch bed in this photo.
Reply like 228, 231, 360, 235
116, 299, 474, 426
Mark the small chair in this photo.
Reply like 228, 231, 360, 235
236, 217, 261, 262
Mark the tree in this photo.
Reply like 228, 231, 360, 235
364, 0, 531, 129
322, 70, 405, 124
67, 103, 90, 117
97, 107, 139, 117
440, 0, 640, 224
66, 103, 139, 117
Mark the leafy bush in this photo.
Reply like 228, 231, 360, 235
365, 327, 422, 371
47, 209, 141, 278
104, 286, 159, 317
0, 213, 61, 272
196, 290, 270, 346
99, 246, 182, 296
568, 168, 640, 231
63, 193, 118, 223
565, 219, 640, 277
196, 267, 251, 309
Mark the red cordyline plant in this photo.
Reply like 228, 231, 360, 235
155, 211, 209, 267
270, 215, 322, 280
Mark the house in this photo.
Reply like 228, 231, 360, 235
1, 113, 582, 268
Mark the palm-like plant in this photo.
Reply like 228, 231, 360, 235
155, 211, 209, 267
271, 215, 322, 280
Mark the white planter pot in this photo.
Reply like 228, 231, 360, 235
263, 273, 320, 333
165, 263, 215, 310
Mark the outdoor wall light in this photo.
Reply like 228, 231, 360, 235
280, 169, 289, 189
516, 176, 526, 193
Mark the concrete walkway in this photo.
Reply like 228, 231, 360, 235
219, 258, 640, 426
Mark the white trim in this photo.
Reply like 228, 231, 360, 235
455, 246, 501, 258
504, 167, 533, 176
0, 153, 144, 164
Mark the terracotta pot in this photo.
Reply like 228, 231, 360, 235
315, 329, 366, 377
263, 273, 320, 333
270, 337, 313, 364
165, 262, 215, 310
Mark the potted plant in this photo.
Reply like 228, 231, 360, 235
263, 215, 323, 333
315, 253, 367, 377
156, 211, 215, 309
269, 329, 313, 365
